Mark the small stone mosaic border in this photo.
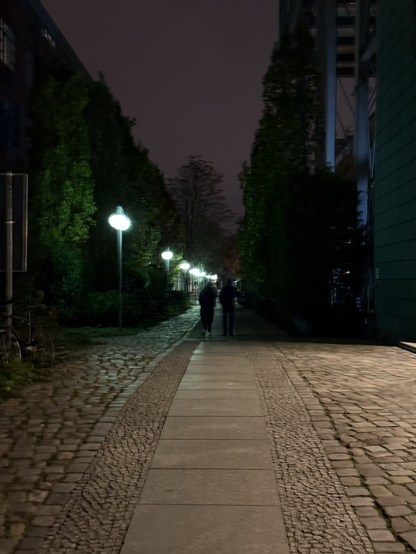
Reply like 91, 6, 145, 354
36, 341, 196, 554
247, 346, 375, 554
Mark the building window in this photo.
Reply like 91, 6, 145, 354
25, 49, 35, 88
1, 100, 19, 147
0, 20, 17, 72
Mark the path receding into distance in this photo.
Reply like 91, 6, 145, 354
1, 304, 416, 553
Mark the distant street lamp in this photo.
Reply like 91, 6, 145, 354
198, 271, 206, 287
108, 206, 131, 328
161, 248, 173, 288
180, 261, 190, 292
189, 268, 198, 292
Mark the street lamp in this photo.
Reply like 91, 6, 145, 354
161, 248, 173, 288
198, 271, 206, 287
108, 206, 131, 328
180, 261, 190, 292
189, 268, 198, 293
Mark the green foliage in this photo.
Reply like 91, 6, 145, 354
29, 65, 96, 246
26, 62, 96, 318
0, 359, 36, 392
26, 65, 183, 327
84, 77, 182, 298
239, 22, 361, 334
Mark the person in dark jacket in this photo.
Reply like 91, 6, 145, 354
219, 278, 240, 336
198, 281, 216, 337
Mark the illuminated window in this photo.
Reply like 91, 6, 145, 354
1, 100, 19, 147
0, 20, 16, 72
25, 49, 35, 88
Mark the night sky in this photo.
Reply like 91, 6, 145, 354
41, 0, 279, 218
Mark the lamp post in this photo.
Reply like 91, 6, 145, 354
189, 268, 198, 292
180, 262, 190, 292
161, 248, 173, 288
108, 206, 131, 328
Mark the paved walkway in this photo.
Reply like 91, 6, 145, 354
120, 339, 289, 554
2, 304, 416, 552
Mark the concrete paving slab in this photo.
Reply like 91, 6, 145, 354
184, 366, 252, 374
187, 362, 252, 369
160, 416, 268, 440
152, 439, 273, 469
188, 355, 250, 360
190, 350, 248, 354
174, 389, 259, 399
190, 355, 249, 362
181, 373, 255, 382
168, 398, 263, 416
120, 505, 289, 554
178, 381, 257, 389
193, 346, 246, 352
138, 469, 279, 505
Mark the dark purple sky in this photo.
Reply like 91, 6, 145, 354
41, 0, 279, 217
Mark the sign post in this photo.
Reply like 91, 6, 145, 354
5, 172, 13, 330
0, 173, 28, 328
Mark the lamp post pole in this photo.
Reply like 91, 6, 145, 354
108, 206, 131, 329
162, 248, 173, 289
5, 172, 13, 334
180, 262, 190, 292
117, 228, 122, 327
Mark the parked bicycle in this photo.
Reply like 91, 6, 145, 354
0, 304, 55, 366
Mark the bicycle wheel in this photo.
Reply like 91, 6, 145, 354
31, 324, 54, 367
0, 330, 22, 363
40, 326, 54, 366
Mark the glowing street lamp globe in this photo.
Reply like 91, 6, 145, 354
162, 249, 173, 260
180, 262, 190, 270
108, 207, 131, 231
189, 268, 198, 275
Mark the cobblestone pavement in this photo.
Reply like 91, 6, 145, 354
248, 346, 374, 554
265, 341, 416, 553
3, 303, 416, 553
0, 306, 200, 554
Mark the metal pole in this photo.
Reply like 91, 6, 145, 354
354, 0, 370, 226
118, 229, 122, 328
325, 0, 337, 168
167, 259, 170, 289
5, 172, 13, 332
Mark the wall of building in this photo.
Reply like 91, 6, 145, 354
0, 0, 90, 172
374, 0, 416, 341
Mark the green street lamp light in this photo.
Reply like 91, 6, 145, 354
108, 206, 131, 328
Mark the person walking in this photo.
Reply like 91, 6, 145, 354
198, 281, 216, 337
219, 278, 240, 336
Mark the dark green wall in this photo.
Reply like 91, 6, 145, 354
374, 0, 416, 340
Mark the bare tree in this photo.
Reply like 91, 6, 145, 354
168, 156, 236, 268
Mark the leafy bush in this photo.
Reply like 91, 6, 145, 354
0, 359, 36, 392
